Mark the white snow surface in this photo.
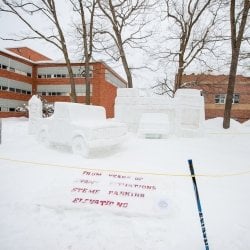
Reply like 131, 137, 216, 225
1, 117, 250, 250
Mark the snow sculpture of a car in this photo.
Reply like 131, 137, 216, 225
37, 102, 127, 157
137, 113, 170, 139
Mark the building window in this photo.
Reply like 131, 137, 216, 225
39, 91, 66, 96
215, 94, 226, 104
0, 85, 31, 95
37, 73, 93, 79
9, 108, 16, 112
0, 63, 31, 77
215, 94, 240, 104
1, 107, 8, 112
0, 86, 8, 91
233, 94, 240, 103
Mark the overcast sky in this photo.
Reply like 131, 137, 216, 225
0, 1, 156, 88
0, 1, 249, 90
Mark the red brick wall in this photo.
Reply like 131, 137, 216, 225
7, 47, 51, 61
0, 112, 27, 118
0, 69, 33, 85
82, 62, 117, 118
35, 62, 121, 118
0, 91, 31, 102
1, 51, 126, 119
182, 74, 250, 122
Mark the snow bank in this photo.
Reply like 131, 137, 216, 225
243, 119, 250, 127
204, 117, 250, 134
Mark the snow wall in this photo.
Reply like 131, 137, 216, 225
114, 88, 205, 137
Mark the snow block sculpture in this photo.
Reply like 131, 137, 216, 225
115, 88, 175, 134
115, 88, 205, 137
28, 95, 43, 135
174, 89, 205, 137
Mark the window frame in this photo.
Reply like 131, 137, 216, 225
214, 93, 240, 104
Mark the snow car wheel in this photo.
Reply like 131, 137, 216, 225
72, 136, 89, 157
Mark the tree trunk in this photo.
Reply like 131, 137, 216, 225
121, 52, 133, 88
174, 52, 185, 92
63, 51, 77, 103
223, 50, 239, 128
51, 0, 77, 103
85, 63, 91, 105
223, 0, 250, 129
115, 18, 133, 88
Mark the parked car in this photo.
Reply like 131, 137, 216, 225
37, 102, 127, 157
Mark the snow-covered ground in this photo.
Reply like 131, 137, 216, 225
0, 117, 250, 250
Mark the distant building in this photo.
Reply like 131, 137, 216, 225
0, 47, 127, 118
181, 73, 250, 122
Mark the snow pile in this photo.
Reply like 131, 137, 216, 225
204, 117, 250, 134
243, 119, 250, 127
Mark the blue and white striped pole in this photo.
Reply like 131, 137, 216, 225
188, 159, 209, 250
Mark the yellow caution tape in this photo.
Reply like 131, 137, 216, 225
0, 156, 250, 178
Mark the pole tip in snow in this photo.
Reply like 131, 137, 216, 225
188, 159, 193, 165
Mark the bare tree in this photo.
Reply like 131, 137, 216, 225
70, 0, 97, 105
223, 0, 250, 129
160, 0, 221, 92
151, 74, 174, 97
1, 0, 77, 102
96, 0, 153, 88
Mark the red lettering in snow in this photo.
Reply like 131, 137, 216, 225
71, 187, 100, 194
72, 198, 116, 206
116, 202, 128, 208
135, 177, 143, 181
108, 190, 145, 198
109, 174, 131, 179
109, 182, 156, 190
82, 171, 102, 176
79, 179, 97, 185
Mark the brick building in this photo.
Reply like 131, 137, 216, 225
0, 47, 127, 118
181, 73, 250, 122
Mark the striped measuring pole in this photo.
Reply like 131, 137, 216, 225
188, 159, 209, 250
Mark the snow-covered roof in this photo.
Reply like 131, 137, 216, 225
0, 48, 35, 64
